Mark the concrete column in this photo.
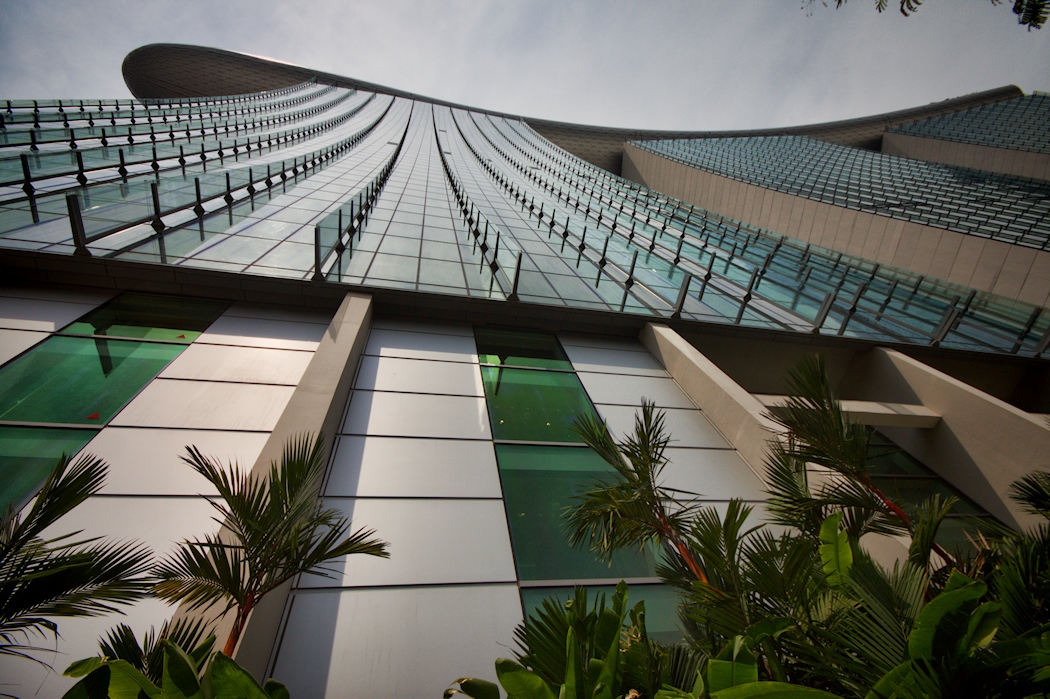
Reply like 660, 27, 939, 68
173, 291, 373, 680
867, 348, 1050, 531
639, 323, 780, 479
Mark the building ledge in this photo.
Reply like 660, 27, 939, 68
755, 395, 941, 428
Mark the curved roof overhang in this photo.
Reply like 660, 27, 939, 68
123, 43, 1023, 174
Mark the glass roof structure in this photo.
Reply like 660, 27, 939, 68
629, 135, 1050, 250
889, 92, 1050, 155
1, 81, 1048, 358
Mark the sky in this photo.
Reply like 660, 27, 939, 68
0, 0, 1048, 131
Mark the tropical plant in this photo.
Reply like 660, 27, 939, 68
73, 616, 208, 686
456, 353, 1050, 697
803, 0, 1047, 30
0, 454, 152, 666
151, 432, 390, 656
570, 402, 710, 583
446, 582, 705, 699
762, 354, 958, 567
61, 633, 290, 699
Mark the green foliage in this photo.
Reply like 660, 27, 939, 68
449, 582, 705, 699
765, 355, 912, 542
1009, 471, 1050, 518
152, 432, 389, 655
570, 402, 708, 582
707, 637, 758, 692
0, 454, 152, 664
803, 0, 1046, 29
817, 513, 852, 587
88, 617, 211, 686
62, 637, 289, 699
453, 354, 1050, 698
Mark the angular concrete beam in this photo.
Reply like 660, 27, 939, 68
639, 322, 780, 480
756, 395, 941, 429
871, 347, 1050, 531
172, 291, 373, 681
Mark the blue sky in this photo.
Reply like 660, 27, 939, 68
0, 0, 1047, 130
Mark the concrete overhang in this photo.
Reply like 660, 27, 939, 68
755, 394, 942, 429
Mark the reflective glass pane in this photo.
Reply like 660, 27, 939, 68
0, 335, 184, 424
475, 328, 572, 370
521, 583, 682, 643
482, 367, 598, 443
870, 476, 984, 515
496, 444, 657, 581
62, 294, 229, 343
0, 425, 97, 510
936, 516, 996, 552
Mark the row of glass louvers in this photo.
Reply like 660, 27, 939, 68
0, 81, 1047, 358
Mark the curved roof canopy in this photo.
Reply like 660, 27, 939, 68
123, 43, 1022, 174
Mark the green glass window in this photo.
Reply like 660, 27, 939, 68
62, 294, 229, 343
521, 584, 682, 644
496, 444, 658, 581
0, 335, 183, 425
0, 426, 97, 510
475, 328, 573, 370
866, 430, 999, 549
482, 367, 598, 443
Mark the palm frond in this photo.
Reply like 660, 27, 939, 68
770, 355, 871, 479
1010, 471, 1050, 519
908, 495, 957, 570
0, 455, 153, 659
156, 432, 389, 653
97, 617, 208, 684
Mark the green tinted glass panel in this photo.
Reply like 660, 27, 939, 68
482, 367, 598, 443
0, 335, 183, 424
865, 444, 931, 476
521, 584, 682, 644
0, 426, 97, 510
870, 477, 984, 515
935, 517, 997, 552
475, 328, 573, 370
496, 444, 658, 580
62, 294, 229, 343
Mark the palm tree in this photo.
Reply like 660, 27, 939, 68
0, 454, 152, 665
763, 354, 958, 567
569, 401, 709, 584
152, 432, 389, 656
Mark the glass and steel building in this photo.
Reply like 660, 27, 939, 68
0, 44, 1047, 698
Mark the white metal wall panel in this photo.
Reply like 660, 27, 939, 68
85, 428, 267, 495
341, 391, 491, 439
354, 355, 484, 396
159, 344, 314, 385
326, 436, 501, 498
0, 328, 48, 366
111, 379, 296, 431
364, 327, 478, 362
577, 372, 697, 408
298, 498, 516, 587
0, 287, 113, 332
272, 585, 523, 699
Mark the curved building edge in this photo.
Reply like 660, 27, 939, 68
122, 43, 1022, 174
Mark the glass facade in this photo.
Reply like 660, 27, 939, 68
1, 84, 1047, 358
0, 293, 228, 510
866, 430, 1000, 551
2, 54, 1045, 699
889, 93, 1050, 154
630, 134, 1050, 250
479, 328, 675, 636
